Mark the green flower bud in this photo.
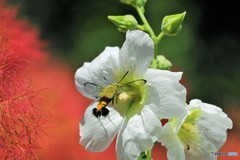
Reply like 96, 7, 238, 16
120, 0, 135, 5
161, 11, 186, 36
120, 0, 147, 9
108, 15, 138, 32
136, 0, 147, 7
150, 55, 172, 70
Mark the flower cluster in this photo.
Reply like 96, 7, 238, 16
76, 30, 186, 159
0, 2, 50, 159
75, 30, 233, 160
0, 37, 49, 159
74, 0, 232, 159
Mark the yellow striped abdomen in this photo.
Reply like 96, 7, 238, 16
97, 101, 107, 111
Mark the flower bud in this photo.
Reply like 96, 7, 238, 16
108, 15, 138, 32
136, 0, 147, 7
120, 0, 147, 9
150, 55, 172, 70
120, 0, 135, 5
161, 11, 186, 36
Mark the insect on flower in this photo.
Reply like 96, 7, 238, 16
75, 30, 187, 159
84, 71, 146, 117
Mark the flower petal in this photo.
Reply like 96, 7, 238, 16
159, 117, 217, 160
80, 101, 123, 152
184, 136, 217, 160
75, 47, 119, 99
118, 30, 154, 78
116, 106, 161, 160
145, 69, 187, 120
158, 122, 185, 160
141, 106, 162, 139
189, 99, 233, 149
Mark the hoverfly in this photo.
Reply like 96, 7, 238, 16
83, 71, 146, 117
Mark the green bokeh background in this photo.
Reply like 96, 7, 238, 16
10, 0, 240, 108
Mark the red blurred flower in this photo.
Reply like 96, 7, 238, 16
0, 2, 46, 61
0, 2, 49, 159
1, 1, 116, 159
0, 37, 49, 159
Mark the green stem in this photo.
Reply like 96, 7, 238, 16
137, 150, 152, 160
146, 150, 152, 159
137, 25, 146, 31
156, 32, 165, 43
154, 40, 158, 58
135, 6, 162, 58
135, 6, 155, 38
135, 7, 166, 58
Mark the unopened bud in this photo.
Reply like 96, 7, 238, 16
161, 11, 186, 36
120, 0, 147, 10
108, 15, 138, 32
150, 55, 172, 70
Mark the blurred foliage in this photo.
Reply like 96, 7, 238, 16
9, 0, 240, 108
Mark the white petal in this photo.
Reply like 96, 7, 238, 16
159, 120, 217, 160
141, 106, 162, 139
189, 99, 232, 149
80, 101, 123, 152
189, 99, 232, 129
145, 69, 187, 120
75, 47, 119, 99
184, 137, 217, 160
176, 99, 233, 160
116, 106, 161, 160
118, 30, 154, 78
158, 122, 185, 160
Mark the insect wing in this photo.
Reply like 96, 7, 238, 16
84, 82, 103, 98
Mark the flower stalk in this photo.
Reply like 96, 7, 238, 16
109, 1, 186, 61
135, 6, 164, 58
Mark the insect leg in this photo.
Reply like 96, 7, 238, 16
112, 96, 114, 105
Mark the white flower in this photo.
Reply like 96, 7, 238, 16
75, 30, 187, 160
159, 99, 233, 160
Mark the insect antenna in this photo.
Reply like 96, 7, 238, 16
118, 70, 129, 83
103, 76, 112, 84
